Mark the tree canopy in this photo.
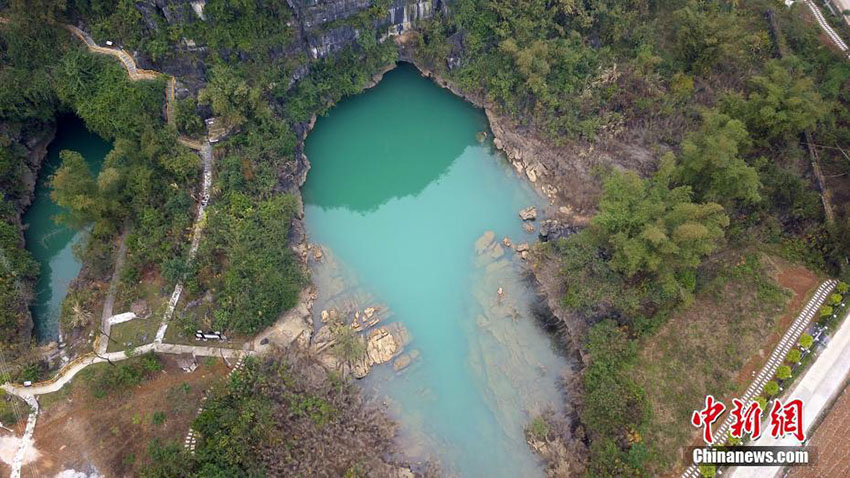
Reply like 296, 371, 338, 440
675, 111, 761, 207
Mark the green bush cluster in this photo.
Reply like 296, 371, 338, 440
84, 352, 162, 399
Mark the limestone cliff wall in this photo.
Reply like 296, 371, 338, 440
134, 0, 442, 62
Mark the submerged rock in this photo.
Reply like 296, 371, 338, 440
475, 230, 496, 254
489, 243, 505, 259
522, 222, 535, 233
515, 243, 530, 253
393, 354, 412, 371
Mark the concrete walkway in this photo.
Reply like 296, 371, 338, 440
682, 280, 837, 478
1, 342, 247, 398
9, 395, 38, 478
156, 142, 213, 344
63, 25, 161, 80
728, 306, 850, 478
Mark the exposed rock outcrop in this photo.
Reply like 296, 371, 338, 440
519, 206, 537, 221
538, 219, 578, 243
255, 287, 316, 352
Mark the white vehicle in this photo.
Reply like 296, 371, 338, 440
23, 381, 32, 387
195, 330, 226, 341
105, 40, 114, 46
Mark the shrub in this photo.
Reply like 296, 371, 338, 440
776, 365, 792, 380
799, 333, 814, 349
726, 432, 742, 446
152, 411, 166, 426
786, 349, 802, 363
764, 381, 780, 397
85, 352, 163, 398
330, 325, 366, 362
527, 415, 551, 441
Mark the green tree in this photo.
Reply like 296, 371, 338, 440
50, 150, 99, 227
699, 463, 716, 478
764, 380, 779, 397
205, 193, 304, 333
799, 333, 813, 349
675, 111, 761, 207
733, 58, 826, 144
594, 156, 729, 298
671, 2, 741, 74
198, 65, 262, 130
829, 293, 843, 306
776, 365, 792, 380
786, 349, 802, 363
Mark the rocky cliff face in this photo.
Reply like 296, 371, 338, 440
134, 0, 442, 64
291, 0, 442, 59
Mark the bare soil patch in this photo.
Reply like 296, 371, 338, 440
26, 355, 228, 477
786, 382, 850, 478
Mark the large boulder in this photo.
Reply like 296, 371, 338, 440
366, 327, 399, 364
519, 206, 537, 221
538, 219, 579, 242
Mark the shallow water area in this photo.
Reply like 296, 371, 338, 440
303, 63, 567, 477
23, 116, 109, 341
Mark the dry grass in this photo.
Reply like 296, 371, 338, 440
106, 318, 161, 352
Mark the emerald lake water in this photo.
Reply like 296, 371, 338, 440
23, 116, 109, 341
303, 64, 566, 477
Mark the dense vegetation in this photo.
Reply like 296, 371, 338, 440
4, 0, 850, 476
0, 3, 206, 367
436, 1, 850, 474
140, 352, 405, 477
